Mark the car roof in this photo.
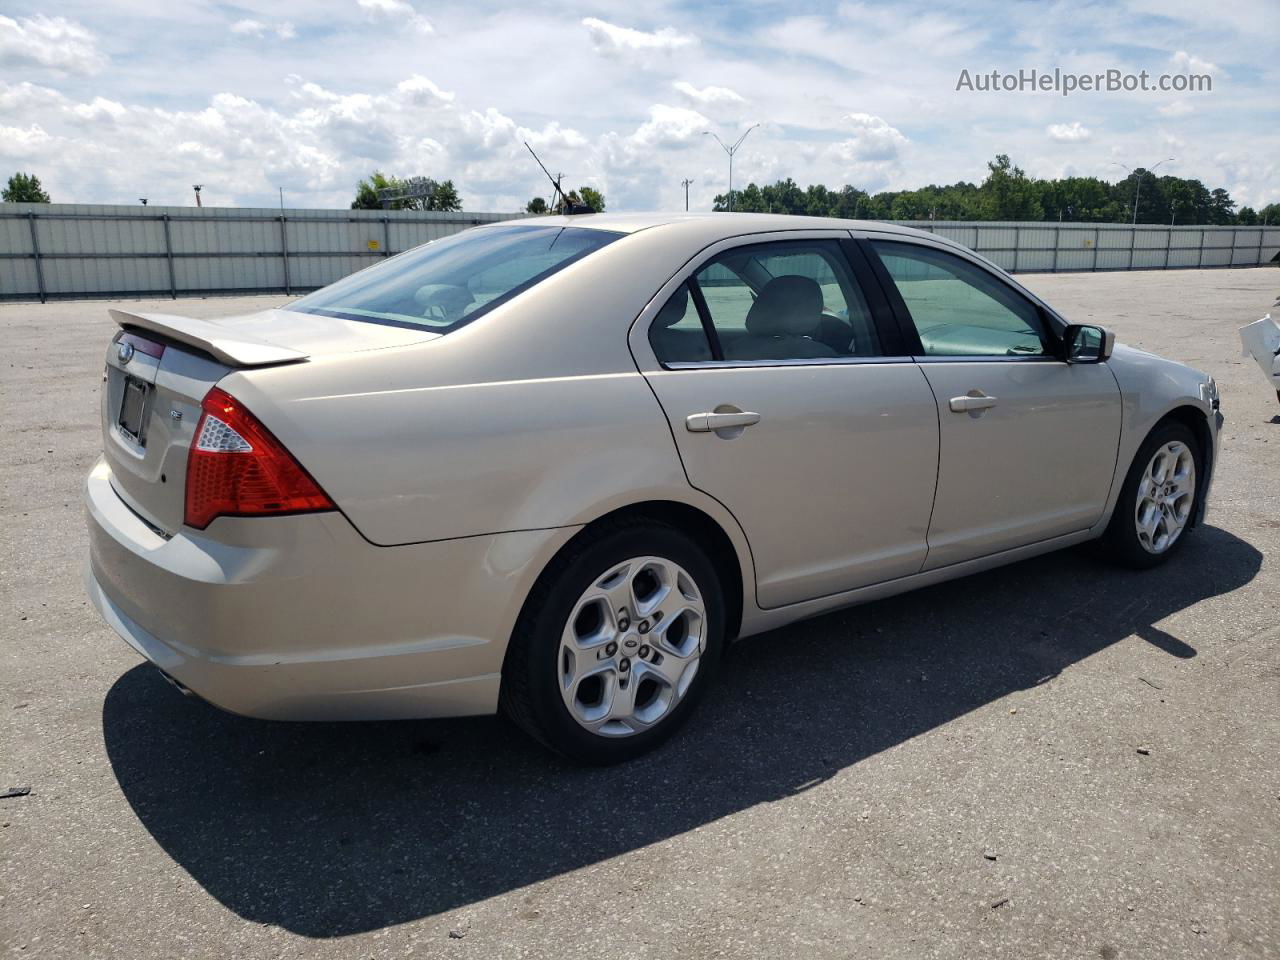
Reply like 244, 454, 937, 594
498, 211, 939, 241
483, 211, 1061, 325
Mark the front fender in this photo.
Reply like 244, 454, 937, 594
1091, 344, 1218, 533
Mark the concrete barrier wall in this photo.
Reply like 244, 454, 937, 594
1, 204, 1275, 302
0, 204, 525, 302
898, 220, 1279, 275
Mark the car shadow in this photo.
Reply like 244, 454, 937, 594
102, 525, 1261, 937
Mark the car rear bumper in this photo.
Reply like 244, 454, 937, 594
84, 458, 576, 721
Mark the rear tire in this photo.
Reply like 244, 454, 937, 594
1101, 420, 1202, 569
500, 518, 725, 765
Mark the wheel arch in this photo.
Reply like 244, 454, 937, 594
1104, 403, 1213, 533
510, 499, 749, 654
1151, 404, 1215, 528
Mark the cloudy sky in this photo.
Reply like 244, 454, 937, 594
1, 0, 1275, 212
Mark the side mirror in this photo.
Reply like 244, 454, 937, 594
1063, 324, 1114, 363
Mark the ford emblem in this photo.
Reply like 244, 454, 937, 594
117, 340, 135, 364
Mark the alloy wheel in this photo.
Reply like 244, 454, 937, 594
1134, 440, 1196, 554
557, 556, 706, 737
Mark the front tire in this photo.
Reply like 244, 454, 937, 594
1102, 420, 1202, 569
500, 519, 725, 764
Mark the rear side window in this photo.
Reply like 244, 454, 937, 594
871, 241, 1049, 357
288, 225, 622, 333
648, 239, 882, 365
648, 283, 713, 363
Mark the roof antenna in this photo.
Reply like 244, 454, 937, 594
524, 141, 593, 215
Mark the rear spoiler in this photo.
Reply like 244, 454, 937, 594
108, 309, 309, 367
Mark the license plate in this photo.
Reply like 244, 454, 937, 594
118, 376, 149, 444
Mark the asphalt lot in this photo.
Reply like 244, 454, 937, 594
2, 268, 1278, 959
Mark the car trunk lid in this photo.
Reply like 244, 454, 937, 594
100, 308, 438, 535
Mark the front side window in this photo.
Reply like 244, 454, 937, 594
649, 239, 880, 364
871, 241, 1050, 357
288, 225, 621, 333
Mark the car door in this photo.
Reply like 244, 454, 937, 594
630, 232, 940, 609
864, 237, 1122, 570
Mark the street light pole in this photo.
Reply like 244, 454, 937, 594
1110, 158, 1175, 225
703, 124, 760, 212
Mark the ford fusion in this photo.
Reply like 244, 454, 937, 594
85, 213, 1222, 763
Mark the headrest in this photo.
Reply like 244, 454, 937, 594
744, 275, 823, 338
654, 286, 691, 328
413, 283, 475, 316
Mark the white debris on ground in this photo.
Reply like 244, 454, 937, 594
1238, 312, 1280, 403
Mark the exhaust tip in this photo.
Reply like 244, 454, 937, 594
156, 668, 195, 698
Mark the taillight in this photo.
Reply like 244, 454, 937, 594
184, 386, 335, 529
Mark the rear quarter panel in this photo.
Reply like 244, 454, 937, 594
219, 225, 731, 547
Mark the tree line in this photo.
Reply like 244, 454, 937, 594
350, 172, 462, 211
348, 172, 608, 214
713, 155, 1279, 226
2, 173, 51, 203
6, 160, 1273, 225
524, 187, 606, 214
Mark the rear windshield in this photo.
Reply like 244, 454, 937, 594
287, 224, 622, 333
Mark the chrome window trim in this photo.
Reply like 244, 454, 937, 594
910, 354, 1065, 364
662, 355, 916, 371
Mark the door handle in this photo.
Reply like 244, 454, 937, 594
686, 411, 761, 432
949, 392, 999, 413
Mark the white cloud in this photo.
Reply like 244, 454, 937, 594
0, 77, 592, 209
230, 19, 296, 40
0, 124, 53, 156
837, 114, 909, 161
582, 17, 696, 55
396, 74, 455, 104
1047, 121, 1092, 143
819, 114, 909, 193
0, 15, 106, 74
1170, 50, 1220, 76
1157, 100, 1194, 117
70, 97, 127, 122
631, 105, 710, 148
673, 81, 745, 106
0, 1, 1276, 214
357, 0, 433, 34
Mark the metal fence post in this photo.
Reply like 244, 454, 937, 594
1257, 227, 1265, 267
1052, 224, 1060, 272
1092, 227, 1100, 271
161, 215, 177, 298
278, 215, 291, 295
1163, 224, 1171, 270
1012, 226, 1020, 273
26, 213, 47, 303
1197, 229, 1205, 268
1128, 224, 1136, 270
381, 216, 391, 258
